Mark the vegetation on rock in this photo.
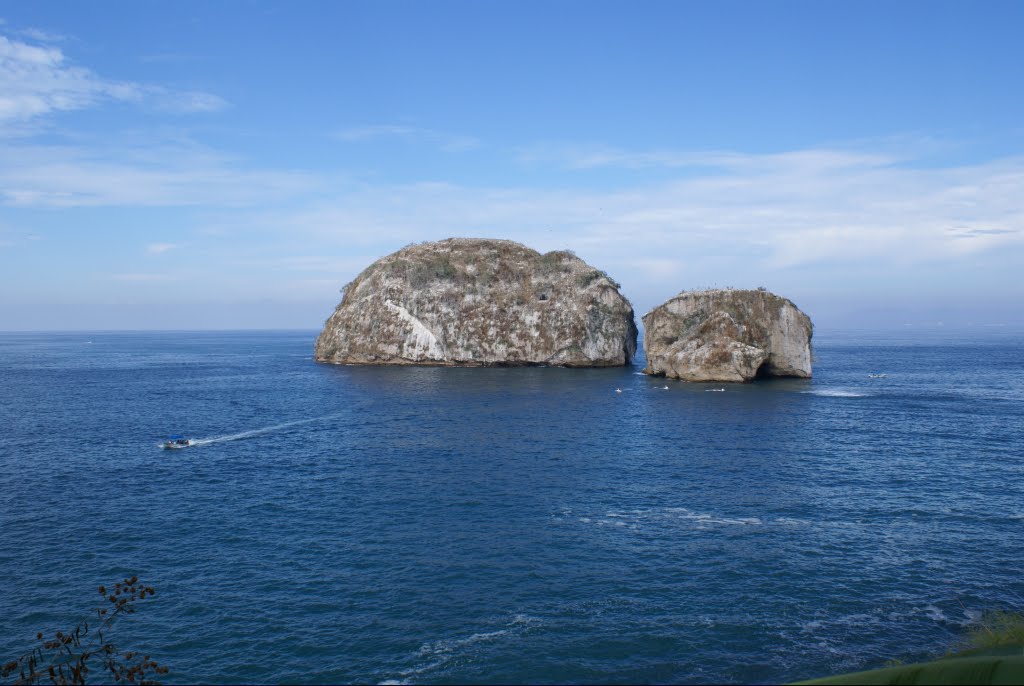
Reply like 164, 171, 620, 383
315, 238, 637, 367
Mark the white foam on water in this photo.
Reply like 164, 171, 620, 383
186, 412, 347, 447
800, 619, 824, 633
389, 614, 540, 683
803, 389, 868, 398
919, 604, 952, 623
574, 506, 786, 532
882, 604, 969, 626
417, 629, 509, 656
664, 507, 763, 526
835, 612, 883, 628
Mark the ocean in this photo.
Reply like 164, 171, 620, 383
1, 328, 1022, 684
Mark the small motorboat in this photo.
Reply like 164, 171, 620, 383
161, 435, 193, 449
868, 373, 888, 379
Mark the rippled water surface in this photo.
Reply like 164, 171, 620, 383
1, 329, 1022, 684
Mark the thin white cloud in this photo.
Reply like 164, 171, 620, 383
0, 31, 226, 133
17, 28, 68, 43
0, 35, 138, 126
148, 88, 228, 114
138, 52, 207, 64
267, 256, 361, 272
146, 242, 178, 254
0, 139, 320, 207
110, 273, 172, 282
336, 124, 417, 141
518, 143, 900, 172
4, 124, 1022, 313
334, 124, 479, 152
227, 149, 1024, 281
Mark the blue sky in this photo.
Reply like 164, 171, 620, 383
1, 1, 1022, 330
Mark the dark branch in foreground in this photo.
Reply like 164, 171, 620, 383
1, 576, 168, 685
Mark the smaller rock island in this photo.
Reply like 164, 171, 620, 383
315, 238, 637, 367
643, 288, 812, 382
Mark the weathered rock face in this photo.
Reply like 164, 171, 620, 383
643, 289, 812, 382
315, 238, 637, 367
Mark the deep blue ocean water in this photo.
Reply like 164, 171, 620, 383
1, 329, 1023, 684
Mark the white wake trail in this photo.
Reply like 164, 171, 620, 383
189, 413, 346, 446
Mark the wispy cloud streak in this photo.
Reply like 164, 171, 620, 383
241, 150, 1024, 270
0, 139, 319, 206
334, 123, 479, 152
0, 31, 226, 133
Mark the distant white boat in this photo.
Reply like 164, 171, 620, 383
868, 373, 888, 379
160, 435, 194, 450
615, 388, 623, 393
705, 388, 725, 392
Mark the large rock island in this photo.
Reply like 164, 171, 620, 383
315, 238, 637, 367
643, 288, 812, 382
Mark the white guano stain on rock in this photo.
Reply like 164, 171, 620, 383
384, 299, 447, 361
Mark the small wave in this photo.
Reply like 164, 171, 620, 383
800, 619, 824, 633
576, 507, 781, 530
787, 605, 970, 650
388, 614, 540, 683
879, 604, 970, 627
417, 629, 510, 656
803, 389, 868, 398
921, 604, 949, 622
957, 608, 985, 627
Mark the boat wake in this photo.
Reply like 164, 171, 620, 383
178, 413, 346, 448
